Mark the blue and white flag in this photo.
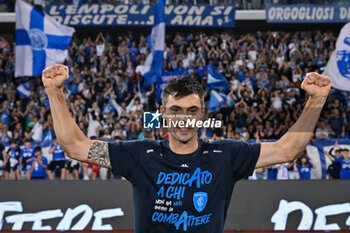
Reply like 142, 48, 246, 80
208, 90, 226, 113
15, 0, 75, 77
323, 22, 350, 91
16, 82, 30, 98
143, 0, 165, 88
206, 64, 229, 90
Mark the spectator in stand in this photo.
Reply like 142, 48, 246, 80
326, 148, 350, 179
277, 162, 289, 180
315, 121, 334, 139
19, 139, 35, 179
0, 122, 12, 143
47, 139, 66, 180
4, 140, 21, 180
267, 165, 278, 180
325, 141, 341, 179
65, 158, 80, 180
30, 113, 44, 142
29, 146, 48, 180
287, 159, 299, 180
294, 153, 315, 180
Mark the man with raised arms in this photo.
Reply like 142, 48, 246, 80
42, 64, 330, 232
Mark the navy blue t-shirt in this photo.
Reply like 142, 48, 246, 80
108, 139, 260, 233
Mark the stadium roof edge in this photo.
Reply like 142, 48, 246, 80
0, 10, 266, 23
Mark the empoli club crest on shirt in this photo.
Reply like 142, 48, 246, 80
193, 192, 208, 213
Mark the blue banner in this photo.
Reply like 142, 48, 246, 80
45, 4, 235, 27
266, 4, 350, 23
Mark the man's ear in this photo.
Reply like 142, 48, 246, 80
160, 105, 165, 117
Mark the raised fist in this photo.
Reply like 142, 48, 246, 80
301, 72, 331, 98
42, 64, 69, 90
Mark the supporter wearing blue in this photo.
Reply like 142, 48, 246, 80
4, 140, 21, 180
295, 155, 315, 180
19, 139, 35, 177
43, 65, 331, 233
336, 149, 350, 179
327, 148, 350, 179
267, 165, 278, 179
29, 146, 48, 180
47, 139, 66, 180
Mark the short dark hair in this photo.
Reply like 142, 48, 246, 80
35, 146, 41, 152
161, 74, 204, 107
213, 127, 224, 137
343, 148, 349, 152
10, 139, 17, 145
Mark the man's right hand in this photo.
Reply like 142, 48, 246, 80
42, 64, 69, 90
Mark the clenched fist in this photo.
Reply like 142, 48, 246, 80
301, 72, 331, 99
42, 64, 69, 90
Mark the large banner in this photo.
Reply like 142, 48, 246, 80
45, 4, 235, 27
266, 4, 350, 23
0, 180, 349, 231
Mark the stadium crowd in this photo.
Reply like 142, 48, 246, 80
0, 29, 349, 180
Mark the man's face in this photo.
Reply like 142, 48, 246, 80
162, 94, 203, 144
343, 151, 349, 159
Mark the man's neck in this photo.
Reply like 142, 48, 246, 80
169, 135, 198, 155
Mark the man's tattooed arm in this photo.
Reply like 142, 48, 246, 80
87, 141, 111, 169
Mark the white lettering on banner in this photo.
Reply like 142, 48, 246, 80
271, 199, 350, 230
174, 5, 188, 15
56, 204, 93, 230
211, 6, 225, 15
314, 203, 350, 230
114, 5, 128, 14
0, 202, 124, 231
77, 4, 99, 14
271, 199, 313, 230
188, 6, 205, 15
63, 15, 71, 25
49, 5, 60, 15
46, 4, 234, 26
340, 7, 350, 20
268, 6, 336, 21
92, 208, 124, 230
100, 4, 114, 14
0, 202, 23, 230
6, 210, 63, 231
66, 5, 78, 14
52, 16, 63, 24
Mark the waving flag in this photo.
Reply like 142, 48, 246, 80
15, 0, 75, 77
16, 82, 30, 98
206, 64, 229, 90
323, 22, 350, 91
143, 0, 165, 88
208, 90, 227, 113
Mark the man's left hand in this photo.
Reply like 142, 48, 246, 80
301, 72, 331, 99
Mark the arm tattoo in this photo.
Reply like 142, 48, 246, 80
87, 141, 111, 169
